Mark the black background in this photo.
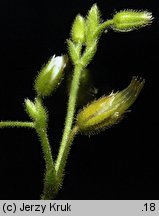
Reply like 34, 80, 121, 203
0, 0, 158, 200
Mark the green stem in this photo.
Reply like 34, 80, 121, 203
55, 125, 79, 188
0, 121, 34, 128
54, 19, 113, 195
100, 19, 114, 29
33, 97, 57, 199
55, 64, 83, 175
95, 19, 114, 36
36, 127, 57, 200
36, 128, 54, 170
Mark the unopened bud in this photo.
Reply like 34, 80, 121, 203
87, 4, 101, 29
71, 15, 85, 44
112, 10, 153, 32
25, 98, 48, 128
86, 4, 101, 44
76, 76, 145, 134
25, 99, 37, 121
35, 55, 68, 97
67, 39, 81, 64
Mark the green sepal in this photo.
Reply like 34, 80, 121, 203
76, 77, 145, 135
25, 99, 37, 121
71, 14, 85, 44
112, 10, 153, 32
81, 40, 97, 66
67, 39, 82, 64
85, 4, 101, 45
25, 98, 48, 129
34, 98, 48, 129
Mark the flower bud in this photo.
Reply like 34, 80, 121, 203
86, 4, 101, 44
71, 15, 85, 44
87, 4, 101, 29
112, 10, 153, 32
67, 39, 81, 64
35, 55, 68, 97
76, 76, 145, 135
25, 98, 48, 128
34, 99, 48, 129
25, 99, 37, 121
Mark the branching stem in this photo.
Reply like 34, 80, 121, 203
35, 127, 57, 200
55, 64, 83, 174
55, 125, 79, 187
54, 19, 114, 193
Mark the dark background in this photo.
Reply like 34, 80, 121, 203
0, 0, 158, 200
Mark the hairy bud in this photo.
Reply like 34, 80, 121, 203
86, 4, 101, 44
35, 55, 68, 97
25, 98, 48, 128
71, 15, 85, 44
112, 10, 153, 32
76, 77, 145, 134
25, 99, 37, 121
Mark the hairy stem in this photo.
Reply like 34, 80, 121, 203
55, 125, 79, 189
36, 128, 57, 199
98, 20, 114, 32
33, 97, 57, 199
36, 128, 54, 170
0, 121, 34, 128
55, 64, 83, 174
54, 18, 114, 196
